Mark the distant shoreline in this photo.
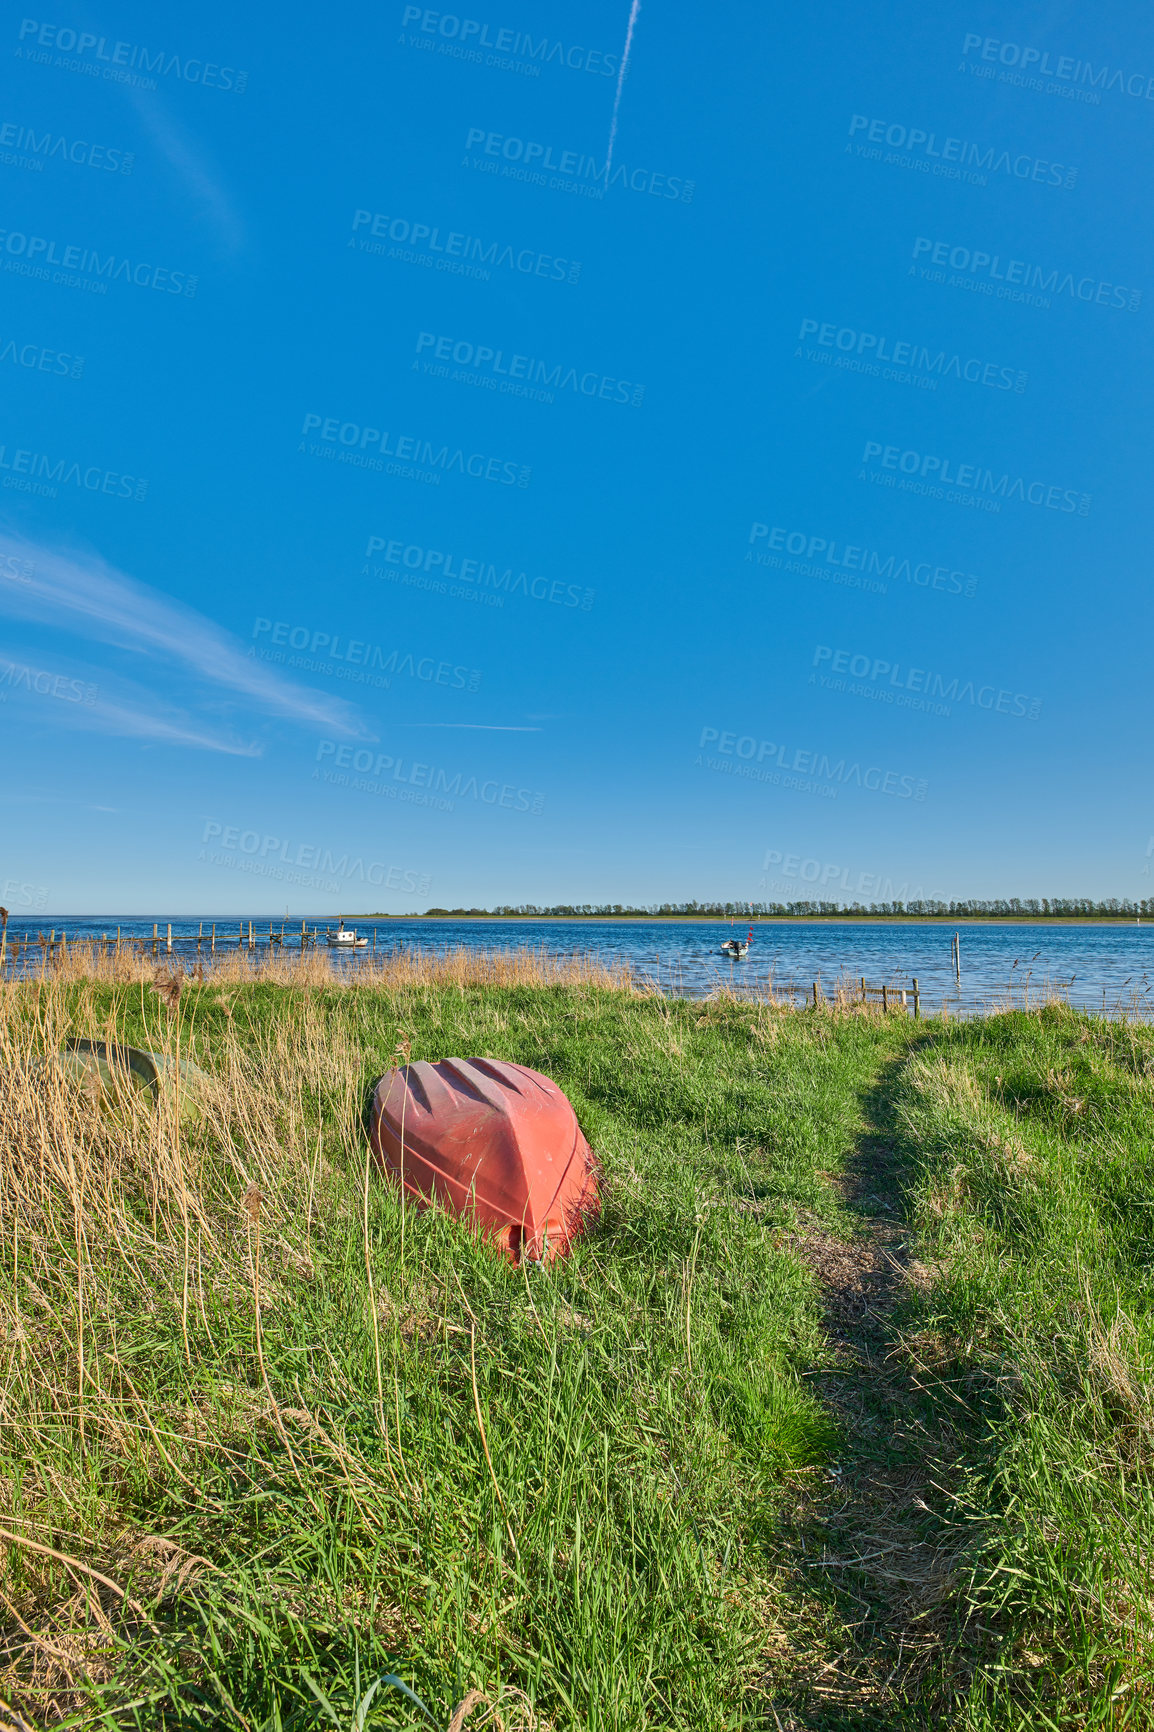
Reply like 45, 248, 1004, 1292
348, 914, 1148, 927
8, 914, 1148, 928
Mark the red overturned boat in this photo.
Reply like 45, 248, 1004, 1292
369, 1057, 599, 1264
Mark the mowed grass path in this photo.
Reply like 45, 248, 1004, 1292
1, 968, 1152, 1728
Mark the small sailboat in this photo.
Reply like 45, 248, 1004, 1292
720, 924, 753, 959
326, 920, 368, 949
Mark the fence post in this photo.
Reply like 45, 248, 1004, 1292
882, 983, 888, 1013
913, 977, 920, 1019
152, 922, 158, 956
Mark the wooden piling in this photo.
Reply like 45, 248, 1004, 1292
211, 923, 216, 954
166, 922, 172, 954
913, 977, 920, 1019
152, 922, 158, 957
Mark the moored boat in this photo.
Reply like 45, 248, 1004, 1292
326, 922, 368, 949
720, 923, 754, 959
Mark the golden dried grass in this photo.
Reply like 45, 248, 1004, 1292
17, 939, 643, 995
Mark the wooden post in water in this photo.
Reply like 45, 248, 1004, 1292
166, 922, 172, 954
249, 921, 254, 950
211, 923, 216, 954
197, 921, 203, 953
953, 931, 961, 981
882, 983, 889, 1013
913, 977, 920, 1019
860, 975, 866, 1002
238, 922, 243, 947
152, 922, 158, 956
0, 905, 7, 976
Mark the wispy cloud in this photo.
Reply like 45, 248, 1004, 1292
0, 641, 266, 753
0, 532, 364, 738
128, 92, 245, 256
83, 694, 263, 754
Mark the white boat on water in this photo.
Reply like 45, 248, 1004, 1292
326, 922, 368, 949
719, 923, 754, 959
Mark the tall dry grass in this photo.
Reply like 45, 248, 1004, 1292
0, 976, 378, 1705
17, 940, 643, 995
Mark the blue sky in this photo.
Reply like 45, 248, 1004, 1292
0, 0, 1151, 914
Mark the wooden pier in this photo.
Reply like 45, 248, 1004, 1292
0, 921, 388, 977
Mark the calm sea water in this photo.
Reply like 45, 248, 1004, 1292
4, 915, 1153, 1016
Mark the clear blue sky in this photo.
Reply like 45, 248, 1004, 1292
0, 0, 1151, 914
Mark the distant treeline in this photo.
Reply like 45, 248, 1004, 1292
419, 899, 1154, 919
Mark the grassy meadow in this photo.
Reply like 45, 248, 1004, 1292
1, 947, 1152, 1729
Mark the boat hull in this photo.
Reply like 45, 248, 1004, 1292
369, 1057, 598, 1263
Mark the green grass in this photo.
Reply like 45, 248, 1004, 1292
2, 977, 1152, 1728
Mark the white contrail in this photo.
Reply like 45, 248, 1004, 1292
604, 0, 641, 181
396, 723, 542, 731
